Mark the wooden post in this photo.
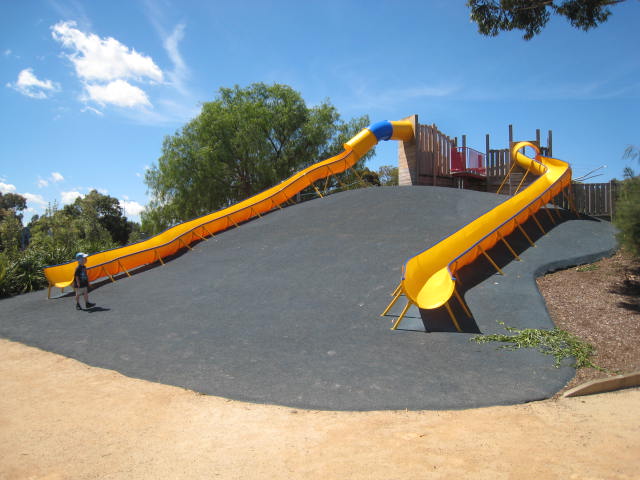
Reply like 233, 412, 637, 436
508, 124, 513, 145
548, 130, 553, 157
462, 134, 467, 149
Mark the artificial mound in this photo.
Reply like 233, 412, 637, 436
0, 187, 617, 410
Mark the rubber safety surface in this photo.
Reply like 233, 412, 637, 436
0, 187, 617, 410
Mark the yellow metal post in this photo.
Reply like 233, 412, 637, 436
453, 287, 471, 318
154, 249, 165, 265
391, 282, 402, 297
250, 207, 262, 218
444, 302, 462, 333
531, 211, 546, 234
311, 183, 324, 198
543, 207, 556, 225
227, 215, 239, 228
381, 290, 403, 317
100, 265, 115, 283
192, 230, 207, 242
479, 245, 504, 275
513, 165, 530, 195
390, 300, 414, 330
496, 159, 518, 195
498, 232, 521, 261
118, 260, 131, 277
177, 238, 192, 250
202, 225, 215, 238
517, 223, 535, 247
323, 175, 332, 194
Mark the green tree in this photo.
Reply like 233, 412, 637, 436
0, 215, 22, 255
143, 83, 371, 233
0, 192, 27, 253
0, 192, 27, 222
467, 0, 625, 40
377, 165, 399, 186
614, 147, 640, 257
63, 190, 132, 245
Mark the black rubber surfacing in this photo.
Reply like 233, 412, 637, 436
0, 187, 617, 410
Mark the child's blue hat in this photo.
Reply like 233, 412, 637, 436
75, 252, 88, 259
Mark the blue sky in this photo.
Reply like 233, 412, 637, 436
2, 0, 639, 223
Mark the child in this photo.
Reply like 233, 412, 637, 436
74, 252, 95, 310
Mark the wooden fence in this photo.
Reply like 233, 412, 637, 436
398, 119, 617, 217
554, 181, 619, 218
415, 123, 456, 187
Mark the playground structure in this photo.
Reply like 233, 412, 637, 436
383, 139, 573, 331
44, 116, 577, 332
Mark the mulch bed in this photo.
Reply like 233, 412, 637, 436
536, 249, 640, 396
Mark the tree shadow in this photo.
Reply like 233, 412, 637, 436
609, 261, 640, 313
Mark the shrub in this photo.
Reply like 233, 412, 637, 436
614, 176, 640, 257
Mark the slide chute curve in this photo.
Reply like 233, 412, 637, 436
395, 141, 571, 329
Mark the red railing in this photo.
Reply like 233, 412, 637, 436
450, 147, 486, 176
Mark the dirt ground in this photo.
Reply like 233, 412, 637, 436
1, 251, 639, 479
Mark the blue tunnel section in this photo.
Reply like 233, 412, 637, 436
368, 121, 394, 141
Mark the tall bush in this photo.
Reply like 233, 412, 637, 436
614, 175, 640, 257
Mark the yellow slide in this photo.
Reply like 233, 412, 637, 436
43, 120, 415, 297
389, 141, 572, 331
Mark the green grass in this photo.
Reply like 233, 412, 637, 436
575, 264, 599, 272
470, 322, 607, 371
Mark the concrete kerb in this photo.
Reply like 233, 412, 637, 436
562, 371, 640, 398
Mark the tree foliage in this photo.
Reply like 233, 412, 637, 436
467, 0, 625, 40
614, 146, 640, 257
377, 165, 399, 186
142, 83, 371, 234
0, 190, 137, 297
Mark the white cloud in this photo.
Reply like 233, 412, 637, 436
164, 23, 189, 95
81, 105, 104, 116
22, 192, 47, 207
61, 190, 84, 204
7, 68, 59, 99
0, 182, 17, 193
3, 49, 11, 56
85, 79, 151, 108
51, 172, 64, 182
51, 21, 163, 83
37, 178, 49, 188
120, 199, 145, 217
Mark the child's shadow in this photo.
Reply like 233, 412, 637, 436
85, 306, 110, 313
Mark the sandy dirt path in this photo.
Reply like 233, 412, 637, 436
1, 338, 638, 480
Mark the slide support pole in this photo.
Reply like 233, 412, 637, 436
381, 290, 403, 317
517, 223, 535, 247
444, 302, 462, 333
479, 245, 504, 275
390, 300, 414, 330
118, 260, 131, 277
453, 287, 471, 319
498, 231, 521, 261
531, 211, 546, 234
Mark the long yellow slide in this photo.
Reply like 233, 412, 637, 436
389, 141, 572, 331
43, 120, 414, 297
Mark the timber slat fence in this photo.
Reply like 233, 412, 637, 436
553, 181, 619, 217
